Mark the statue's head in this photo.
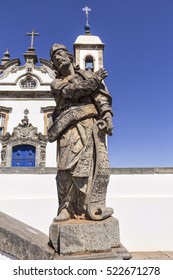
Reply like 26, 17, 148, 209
50, 44, 74, 63
50, 43, 79, 77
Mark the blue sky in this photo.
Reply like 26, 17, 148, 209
1, 0, 173, 167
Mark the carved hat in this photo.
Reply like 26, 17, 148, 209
50, 44, 74, 62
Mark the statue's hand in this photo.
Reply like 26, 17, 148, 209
97, 112, 113, 136
95, 68, 108, 81
102, 112, 113, 136
51, 79, 68, 91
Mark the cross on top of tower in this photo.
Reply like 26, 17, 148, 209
26, 29, 40, 49
82, 6, 91, 16
82, 6, 91, 34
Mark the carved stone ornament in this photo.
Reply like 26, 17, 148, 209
19, 75, 38, 88
0, 114, 47, 167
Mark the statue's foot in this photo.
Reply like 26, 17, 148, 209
53, 208, 71, 222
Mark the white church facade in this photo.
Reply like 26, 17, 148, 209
0, 29, 104, 168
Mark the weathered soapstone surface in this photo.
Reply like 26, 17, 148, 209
49, 217, 120, 255
0, 211, 54, 260
48, 44, 114, 221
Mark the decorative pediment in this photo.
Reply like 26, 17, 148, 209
11, 118, 40, 143
0, 47, 54, 98
0, 59, 54, 82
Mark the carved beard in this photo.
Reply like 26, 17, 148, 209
57, 59, 71, 72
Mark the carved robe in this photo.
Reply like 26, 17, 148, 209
48, 69, 113, 220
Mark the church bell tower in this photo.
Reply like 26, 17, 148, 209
73, 6, 105, 72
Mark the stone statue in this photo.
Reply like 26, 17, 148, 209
48, 44, 114, 221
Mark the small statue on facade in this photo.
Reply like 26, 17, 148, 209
48, 44, 114, 221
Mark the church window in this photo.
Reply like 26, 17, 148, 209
27, 67, 32, 73
20, 76, 37, 88
47, 113, 53, 130
40, 106, 55, 135
0, 113, 5, 136
12, 145, 36, 167
0, 106, 12, 136
85, 55, 94, 72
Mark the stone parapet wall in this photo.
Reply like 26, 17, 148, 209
110, 167, 173, 174
1, 167, 173, 174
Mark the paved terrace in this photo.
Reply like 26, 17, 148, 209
131, 251, 173, 260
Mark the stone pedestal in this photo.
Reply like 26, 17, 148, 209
49, 216, 131, 259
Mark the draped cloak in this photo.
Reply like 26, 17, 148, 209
48, 69, 113, 220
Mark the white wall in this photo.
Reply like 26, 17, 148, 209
107, 174, 173, 251
1, 100, 54, 134
0, 172, 173, 252
0, 173, 57, 234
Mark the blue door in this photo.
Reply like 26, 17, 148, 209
12, 145, 36, 167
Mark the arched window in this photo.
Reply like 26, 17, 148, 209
20, 77, 37, 88
40, 106, 55, 135
0, 113, 5, 136
47, 113, 53, 130
85, 55, 94, 72
0, 106, 12, 136
12, 145, 36, 167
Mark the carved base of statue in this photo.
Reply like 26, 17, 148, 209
49, 216, 131, 260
